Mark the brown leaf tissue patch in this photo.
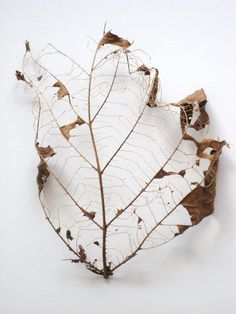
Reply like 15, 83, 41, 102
36, 143, 56, 158
178, 88, 209, 133
60, 117, 85, 140
53, 81, 69, 99
137, 64, 150, 76
17, 29, 226, 279
15, 70, 26, 82
147, 68, 159, 107
98, 31, 131, 49
37, 161, 50, 194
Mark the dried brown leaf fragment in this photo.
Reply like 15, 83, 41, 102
53, 81, 69, 99
15, 70, 26, 82
178, 88, 209, 132
36, 143, 56, 158
37, 161, 50, 194
178, 169, 186, 177
192, 100, 209, 131
196, 159, 200, 166
178, 88, 207, 107
84, 211, 96, 220
60, 117, 85, 140
183, 133, 226, 160
98, 31, 131, 49
116, 208, 123, 216
66, 230, 73, 241
176, 141, 224, 236
25, 40, 30, 52
180, 104, 193, 133
138, 216, 143, 224
155, 168, 186, 179
137, 64, 150, 75
78, 245, 87, 263
56, 227, 61, 234
147, 68, 159, 108
176, 225, 189, 235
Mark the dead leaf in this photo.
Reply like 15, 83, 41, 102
60, 117, 85, 140
66, 230, 73, 241
98, 31, 131, 49
147, 68, 159, 107
53, 81, 69, 99
137, 64, 150, 75
18, 33, 226, 278
36, 143, 56, 158
78, 245, 86, 262
37, 161, 50, 194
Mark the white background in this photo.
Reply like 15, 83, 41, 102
0, 1, 236, 313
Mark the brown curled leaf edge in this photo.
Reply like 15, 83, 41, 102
176, 139, 225, 235
179, 88, 209, 133
60, 117, 85, 140
53, 81, 69, 100
98, 31, 131, 49
37, 160, 50, 194
36, 143, 56, 158
17, 30, 227, 279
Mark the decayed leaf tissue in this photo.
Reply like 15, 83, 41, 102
16, 30, 226, 278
